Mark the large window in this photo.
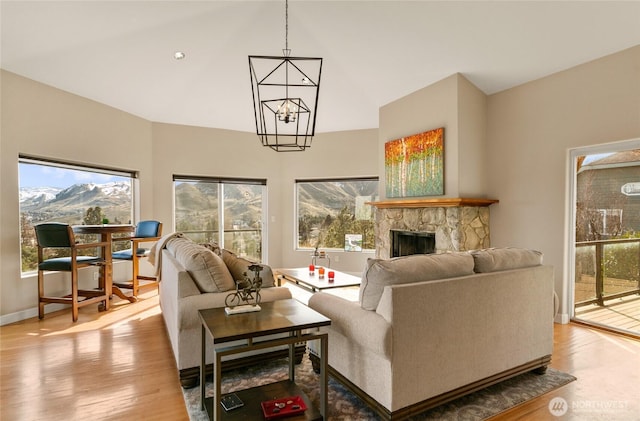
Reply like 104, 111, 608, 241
296, 177, 379, 251
174, 176, 266, 262
19, 156, 136, 273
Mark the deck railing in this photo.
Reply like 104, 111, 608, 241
575, 237, 640, 307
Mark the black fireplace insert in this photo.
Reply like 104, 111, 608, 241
390, 230, 435, 257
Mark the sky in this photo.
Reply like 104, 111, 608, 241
581, 153, 614, 165
19, 163, 126, 189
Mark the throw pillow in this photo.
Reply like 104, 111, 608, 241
222, 249, 275, 288
359, 252, 475, 311
471, 248, 543, 273
200, 242, 222, 256
167, 238, 235, 293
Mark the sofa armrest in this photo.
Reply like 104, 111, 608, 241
308, 292, 391, 358
161, 249, 201, 298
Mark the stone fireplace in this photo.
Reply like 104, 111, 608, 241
368, 198, 498, 259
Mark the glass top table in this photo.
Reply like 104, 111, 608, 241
277, 268, 361, 292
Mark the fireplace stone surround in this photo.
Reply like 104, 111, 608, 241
368, 198, 499, 259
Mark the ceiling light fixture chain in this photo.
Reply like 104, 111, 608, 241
284, 0, 289, 55
281, 0, 292, 122
248, 0, 323, 151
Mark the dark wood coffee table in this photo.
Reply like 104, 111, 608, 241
278, 268, 361, 293
199, 299, 331, 421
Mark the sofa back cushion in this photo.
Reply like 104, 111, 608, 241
359, 252, 475, 311
222, 249, 275, 287
166, 237, 235, 293
471, 248, 543, 273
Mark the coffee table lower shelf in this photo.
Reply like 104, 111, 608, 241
204, 380, 322, 421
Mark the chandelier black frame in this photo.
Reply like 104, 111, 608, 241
248, 1, 322, 152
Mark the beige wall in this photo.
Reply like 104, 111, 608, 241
379, 73, 489, 200
486, 45, 640, 321
1, 70, 153, 320
151, 123, 378, 273
0, 70, 378, 322
150, 122, 284, 264
379, 74, 460, 198
277, 129, 380, 271
458, 75, 488, 197
377, 46, 639, 322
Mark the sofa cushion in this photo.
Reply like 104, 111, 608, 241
166, 238, 235, 293
471, 248, 543, 273
222, 249, 275, 287
359, 252, 475, 311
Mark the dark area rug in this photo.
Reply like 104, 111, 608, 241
183, 354, 576, 420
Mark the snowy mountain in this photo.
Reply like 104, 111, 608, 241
19, 186, 61, 204
20, 182, 132, 224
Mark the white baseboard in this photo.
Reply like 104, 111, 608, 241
0, 303, 67, 326
554, 312, 570, 324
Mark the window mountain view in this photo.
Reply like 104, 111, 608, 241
173, 179, 379, 254
19, 176, 379, 271
20, 182, 132, 224
296, 179, 379, 250
19, 182, 132, 272
174, 181, 263, 260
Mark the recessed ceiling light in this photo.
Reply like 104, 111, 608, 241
174, 51, 186, 60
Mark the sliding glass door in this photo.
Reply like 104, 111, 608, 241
569, 140, 640, 336
173, 176, 267, 262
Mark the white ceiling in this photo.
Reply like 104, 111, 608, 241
2, 1, 640, 134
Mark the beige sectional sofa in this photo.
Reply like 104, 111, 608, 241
308, 248, 555, 420
154, 235, 294, 387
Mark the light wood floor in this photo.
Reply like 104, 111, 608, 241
0, 292, 187, 421
1, 293, 639, 421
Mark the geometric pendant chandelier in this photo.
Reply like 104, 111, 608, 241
249, 0, 322, 151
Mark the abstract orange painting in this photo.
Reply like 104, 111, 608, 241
385, 127, 444, 197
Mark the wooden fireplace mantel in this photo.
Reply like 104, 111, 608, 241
366, 198, 499, 209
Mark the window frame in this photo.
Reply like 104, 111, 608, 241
18, 155, 138, 274
173, 175, 268, 262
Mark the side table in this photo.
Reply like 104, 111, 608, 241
199, 299, 331, 420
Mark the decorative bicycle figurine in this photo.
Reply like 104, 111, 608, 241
225, 264, 263, 308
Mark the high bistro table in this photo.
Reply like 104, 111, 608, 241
199, 299, 331, 421
72, 224, 136, 304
